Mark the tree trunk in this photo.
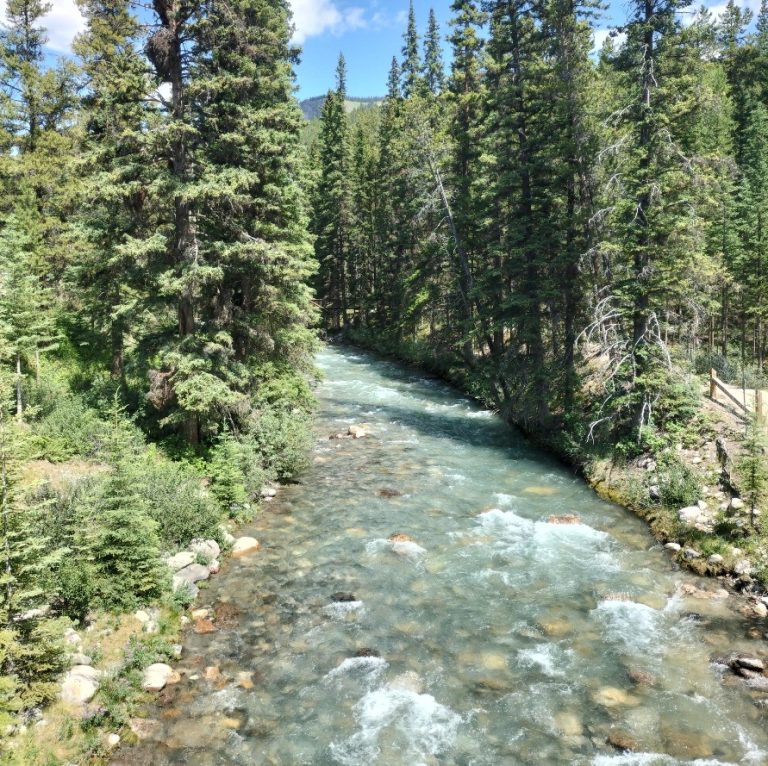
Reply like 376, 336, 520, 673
15, 355, 22, 419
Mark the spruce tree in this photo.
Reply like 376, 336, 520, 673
401, 1, 423, 98
73, 0, 155, 382
313, 53, 353, 329
424, 8, 445, 95
0, 409, 66, 723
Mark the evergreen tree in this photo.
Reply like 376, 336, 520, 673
401, 1, 423, 98
313, 53, 353, 329
424, 8, 445, 95
0, 409, 66, 724
73, 0, 155, 382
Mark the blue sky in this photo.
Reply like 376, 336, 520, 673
13, 0, 764, 101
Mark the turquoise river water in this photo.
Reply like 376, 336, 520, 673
114, 345, 768, 766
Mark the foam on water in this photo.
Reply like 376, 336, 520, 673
591, 757, 737, 766
329, 686, 462, 766
325, 656, 389, 682
322, 601, 365, 620
593, 599, 663, 654
516, 643, 570, 678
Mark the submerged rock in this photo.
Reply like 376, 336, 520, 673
607, 729, 639, 752
389, 671, 424, 694
378, 488, 403, 498
388, 533, 413, 543
231, 537, 260, 557
593, 686, 640, 707
331, 592, 357, 602
546, 514, 581, 525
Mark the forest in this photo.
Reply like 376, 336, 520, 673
1, 0, 768, 761
0, 0, 317, 750
312, 0, 768, 450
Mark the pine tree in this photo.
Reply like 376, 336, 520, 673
72, 0, 155, 382
77, 417, 166, 611
401, 1, 422, 98
313, 53, 353, 329
0, 204, 58, 417
144, 0, 317, 444
447, 0, 487, 363
0, 409, 66, 724
424, 8, 445, 95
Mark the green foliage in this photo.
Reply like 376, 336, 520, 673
76, 424, 168, 611
208, 433, 251, 511
248, 408, 312, 481
656, 454, 703, 509
736, 416, 768, 527
131, 450, 222, 548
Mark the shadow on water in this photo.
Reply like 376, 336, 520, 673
322, 396, 530, 456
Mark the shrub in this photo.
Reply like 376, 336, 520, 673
31, 394, 107, 461
130, 449, 222, 548
657, 454, 701, 508
247, 407, 312, 480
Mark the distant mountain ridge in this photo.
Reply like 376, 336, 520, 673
300, 95, 382, 121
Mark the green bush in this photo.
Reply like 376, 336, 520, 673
657, 454, 701, 508
31, 393, 107, 461
248, 407, 312, 480
130, 449, 222, 548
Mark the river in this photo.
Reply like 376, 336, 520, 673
114, 345, 768, 765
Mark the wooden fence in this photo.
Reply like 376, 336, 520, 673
709, 368, 767, 426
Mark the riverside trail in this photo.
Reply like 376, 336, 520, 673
114, 345, 768, 765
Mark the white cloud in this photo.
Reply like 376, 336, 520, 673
0, 0, 86, 53
289, 0, 367, 45
593, 28, 627, 53
43, 0, 86, 52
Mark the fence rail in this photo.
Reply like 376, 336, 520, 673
709, 368, 767, 426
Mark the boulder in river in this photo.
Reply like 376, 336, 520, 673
733, 656, 765, 673
388, 533, 413, 543
331, 592, 357, 602
231, 536, 260, 557
546, 514, 581, 525
348, 425, 370, 439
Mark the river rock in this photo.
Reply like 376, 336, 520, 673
175, 563, 210, 585
208, 559, 220, 574
665, 542, 681, 552
607, 729, 639, 752
730, 497, 745, 511
166, 551, 195, 572
546, 514, 581, 525
682, 548, 701, 560
190, 538, 221, 560
348, 425, 369, 439
388, 533, 414, 543
193, 617, 217, 634
106, 733, 120, 748
734, 656, 765, 672
260, 486, 277, 498
61, 665, 100, 704
129, 718, 159, 741
707, 554, 724, 565
554, 711, 583, 737
172, 578, 198, 599
231, 537, 260, 557
593, 687, 640, 707
70, 653, 92, 667
142, 663, 175, 692
734, 559, 752, 576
